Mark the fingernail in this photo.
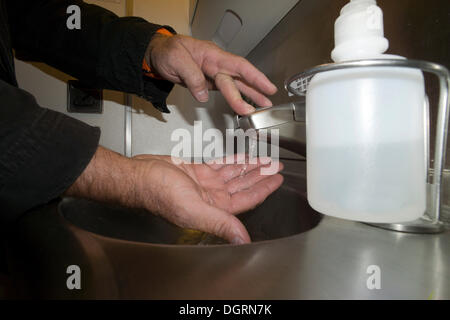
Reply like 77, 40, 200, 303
231, 236, 245, 245
196, 90, 209, 102
259, 156, 272, 165
244, 104, 255, 114
269, 83, 278, 94
263, 97, 273, 107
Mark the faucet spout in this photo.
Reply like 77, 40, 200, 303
234, 100, 307, 156
235, 100, 305, 130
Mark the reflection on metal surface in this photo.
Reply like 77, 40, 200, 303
367, 218, 445, 234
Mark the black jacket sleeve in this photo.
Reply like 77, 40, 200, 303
7, 0, 174, 112
0, 79, 100, 222
0, 0, 175, 221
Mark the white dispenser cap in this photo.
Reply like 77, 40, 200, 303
331, 0, 389, 62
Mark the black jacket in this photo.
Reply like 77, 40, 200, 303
0, 0, 174, 222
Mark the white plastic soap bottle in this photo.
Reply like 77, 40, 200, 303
306, 0, 426, 223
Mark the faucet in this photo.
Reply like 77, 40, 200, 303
234, 99, 307, 157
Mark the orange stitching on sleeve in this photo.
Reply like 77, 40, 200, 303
143, 28, 174, 79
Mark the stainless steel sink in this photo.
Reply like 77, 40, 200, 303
6, 159, 449, 299
5, 159, 325, 299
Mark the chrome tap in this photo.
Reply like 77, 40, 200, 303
234, 99, 307, 156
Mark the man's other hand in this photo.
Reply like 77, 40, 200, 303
146, 34, 278, 115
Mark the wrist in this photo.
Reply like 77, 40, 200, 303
145, 34, 167, 73
144, 28, 174, 77
65, 146, 139, 208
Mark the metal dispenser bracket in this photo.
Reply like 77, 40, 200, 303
286, 59, 450, 234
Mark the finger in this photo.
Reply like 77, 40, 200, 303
182, 200, 251, 244
226, 161, 284, 194
174, 50, 209, 102
218, 55, 277, 96
235, 79, 273, 108
215, 73, 255, 115
230, 174, 284, 214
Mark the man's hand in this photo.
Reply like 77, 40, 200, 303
146, 34, 278, 115
65, 147, 284, 244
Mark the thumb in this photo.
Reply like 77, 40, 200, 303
186, 202, 251, 244
174, 50, 209, 103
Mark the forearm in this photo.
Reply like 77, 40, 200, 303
64, 146, 139, 208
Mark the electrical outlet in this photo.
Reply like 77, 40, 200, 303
67, 80, 103, 114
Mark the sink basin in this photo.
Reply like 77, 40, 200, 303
59, 160, 320, 245
60, 182, 320, 245
6, 159, 324, 299
5, 160, 449, 299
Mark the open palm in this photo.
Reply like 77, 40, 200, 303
132, 154, 284, 244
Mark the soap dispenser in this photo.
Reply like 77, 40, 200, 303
305, 0, 427, 223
